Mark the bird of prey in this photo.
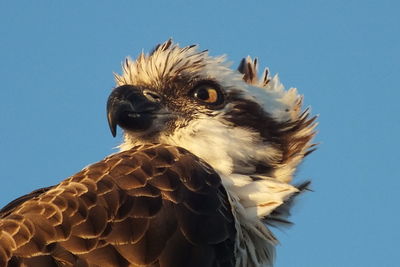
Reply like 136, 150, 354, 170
0, 40, 316, 267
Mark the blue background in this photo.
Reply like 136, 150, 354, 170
0, 1, 398, 266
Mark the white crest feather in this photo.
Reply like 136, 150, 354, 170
115, 40, 317, 267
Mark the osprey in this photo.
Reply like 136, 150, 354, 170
0, 40, 316, 267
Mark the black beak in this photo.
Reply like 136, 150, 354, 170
107, 85, 162, 137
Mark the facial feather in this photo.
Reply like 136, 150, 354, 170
115, 40, 316, 183
113, 40, 317, 266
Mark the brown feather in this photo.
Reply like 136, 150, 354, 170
0, 144, 235, 266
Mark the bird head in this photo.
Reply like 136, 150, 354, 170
107, 40, 316, 181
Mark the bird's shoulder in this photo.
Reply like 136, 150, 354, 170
0, 143, 236, 267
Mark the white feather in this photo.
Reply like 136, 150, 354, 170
115, 41, 316, 267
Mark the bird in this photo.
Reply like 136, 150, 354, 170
0, 40, 316, 267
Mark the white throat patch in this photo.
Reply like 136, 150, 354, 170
115, 40, 317, 267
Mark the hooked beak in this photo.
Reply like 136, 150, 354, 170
106, 85, 162, 137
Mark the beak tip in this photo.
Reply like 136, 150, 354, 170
107, 112, 117, 138
110, 127, 117, 137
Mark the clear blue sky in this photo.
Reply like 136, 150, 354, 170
0, 1, 398, 266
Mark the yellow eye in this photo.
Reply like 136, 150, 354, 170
193, 83, 224, 105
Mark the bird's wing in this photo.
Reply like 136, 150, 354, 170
0, 187, 54, 218
0, 144, 236, 267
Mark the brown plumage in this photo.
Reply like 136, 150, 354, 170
0, 40, 317, 267
0, 144, 236, 266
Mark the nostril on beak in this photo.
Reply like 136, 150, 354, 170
143, 90, 162, 103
